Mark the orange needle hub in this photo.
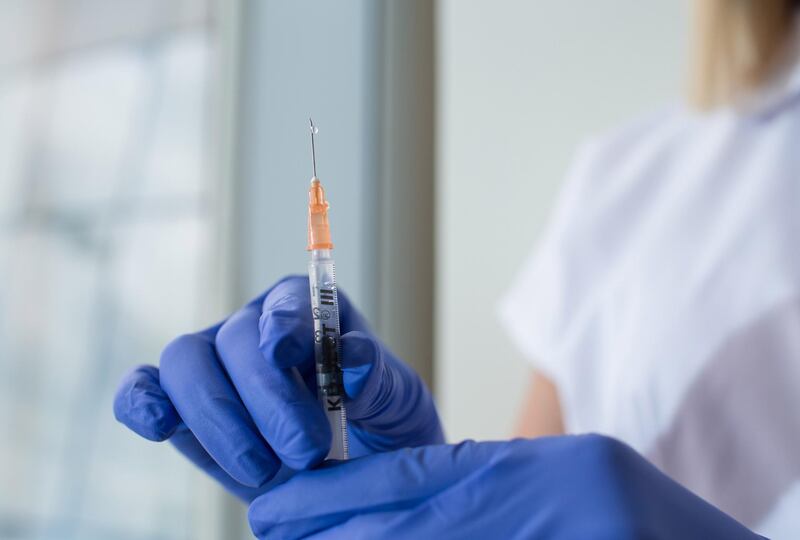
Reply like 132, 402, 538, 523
307, 177, 333, 250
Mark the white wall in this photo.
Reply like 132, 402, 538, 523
235, 0, 381, 317
436, 0, 689, 442
233, 4, 436, 393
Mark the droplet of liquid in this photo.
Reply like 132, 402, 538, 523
310, 126, 319, 134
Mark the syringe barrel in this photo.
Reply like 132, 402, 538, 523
308, 249, 349, 460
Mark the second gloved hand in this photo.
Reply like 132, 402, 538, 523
248, 435, 762, 540
113, 276, 443, 501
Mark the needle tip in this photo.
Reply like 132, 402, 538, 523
309, 118, 318, 177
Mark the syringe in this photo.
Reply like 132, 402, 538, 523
306, 119, 349, 460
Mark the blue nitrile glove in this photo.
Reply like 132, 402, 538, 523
113, 275, 443, 502
248, 434, 763, 540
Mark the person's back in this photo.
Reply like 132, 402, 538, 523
502, 2, 800, 537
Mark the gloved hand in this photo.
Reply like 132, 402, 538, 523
248, 434, 762, 540
113, 275, 443, 502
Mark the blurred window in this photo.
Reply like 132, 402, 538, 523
0, 1, 217, 538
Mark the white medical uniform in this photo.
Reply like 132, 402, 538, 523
500, 48, 800, 537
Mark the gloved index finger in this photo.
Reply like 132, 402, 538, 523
216, 293, 331, 470
159, 330, 281, 488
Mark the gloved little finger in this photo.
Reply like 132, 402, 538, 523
113, 365, 180, 441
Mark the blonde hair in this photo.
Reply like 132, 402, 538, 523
689, 0, 800, 109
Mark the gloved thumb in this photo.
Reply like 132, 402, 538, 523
340, 331, 383, 405
339, 331, 444, 451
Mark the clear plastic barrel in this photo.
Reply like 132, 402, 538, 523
308, 249, 349, 459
